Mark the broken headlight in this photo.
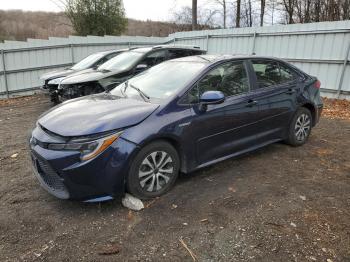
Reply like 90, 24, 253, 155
48, 77, 66, 85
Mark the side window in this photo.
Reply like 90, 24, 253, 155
192, 50, 205, 55
95, 53, 118, 67
105, 52, 119, 61
138, 50, 168, 67
180, 61, 249, 104
279, 63, 296, 83
252, 60, 280, 88
95, 57, 108, 67
252, 60, 296, 88
198, 61, 249, 97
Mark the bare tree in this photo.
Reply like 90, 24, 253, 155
268, 0, 278, 25
241, 0, 253, 27
341, 0, 350, 20
214, 0, 228, 28
293, 0, 311, 22
173, 5, 218, 28
248, 0, 252, 26
192, 0, 198, 30
281, 0, 296, 24
260, 0, 266, 26
236, 0, 241, 27
314, 0, 321, 22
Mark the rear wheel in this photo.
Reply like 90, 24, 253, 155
126, 141, 180, 199
285, 107, 312, 146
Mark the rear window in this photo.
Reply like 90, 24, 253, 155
168, 49, 205, 60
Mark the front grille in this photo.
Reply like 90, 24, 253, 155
31, 152, 69, 199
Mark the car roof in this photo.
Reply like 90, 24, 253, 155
131, 45, 206, 53
169, 54, 288, 64
96, 48, 132, 56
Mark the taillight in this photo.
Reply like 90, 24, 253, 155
314, 80, 321, 89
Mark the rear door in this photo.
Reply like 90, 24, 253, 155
247, 59, 301, 142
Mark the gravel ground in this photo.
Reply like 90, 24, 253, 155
0, 95, 349, 262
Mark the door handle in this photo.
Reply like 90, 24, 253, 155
246, 100, 258, 107
286, 88, 296, 95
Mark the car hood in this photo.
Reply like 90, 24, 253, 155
40, 68, 75, 81
38, 93, 159, 137
60, 68, 125, 85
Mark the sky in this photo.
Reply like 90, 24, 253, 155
0, 0, 194, 21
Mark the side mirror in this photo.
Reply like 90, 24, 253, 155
135, 64, 148, 72
199, 91, 225, 111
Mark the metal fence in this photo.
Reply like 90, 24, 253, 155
1, 20, 350, 99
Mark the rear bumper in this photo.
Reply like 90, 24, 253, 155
29, 137, 137, 201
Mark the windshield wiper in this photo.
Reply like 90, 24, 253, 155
123, 81, 150, 102
120, 81, 128, 97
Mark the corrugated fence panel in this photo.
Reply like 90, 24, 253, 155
1, 21, 350, 99
5, 46, 72, 71
341, 66, 350, 92
0, 75, 4, 94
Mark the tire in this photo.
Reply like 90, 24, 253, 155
50, 92, 60, 105
285, 107, 312, 146
126, 141, 180, 199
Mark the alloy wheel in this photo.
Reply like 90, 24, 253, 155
294, 113, 311, 142
138, 151, 174, 192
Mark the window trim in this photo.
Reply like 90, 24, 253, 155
178, 59, 252, 105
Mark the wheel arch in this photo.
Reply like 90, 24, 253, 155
300, 102, 316, 126
136, 135, 187, 173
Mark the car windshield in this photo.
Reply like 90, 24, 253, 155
98, 51, 144, 71
71, 53, 105, 70
111, 61, 206, 100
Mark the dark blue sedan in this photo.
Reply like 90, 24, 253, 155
29, 55, 323, 201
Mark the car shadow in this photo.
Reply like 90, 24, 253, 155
44, 142, 287, 214
176, 142, 286, 185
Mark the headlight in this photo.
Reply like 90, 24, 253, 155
47, 132, 122, 161
48, 77, 66, 85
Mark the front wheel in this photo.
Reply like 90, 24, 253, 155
285, 107, 312, 146
126, 141, 180, 199
50, 92, 60, 105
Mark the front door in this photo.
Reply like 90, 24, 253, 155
186, 60, 262, 165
